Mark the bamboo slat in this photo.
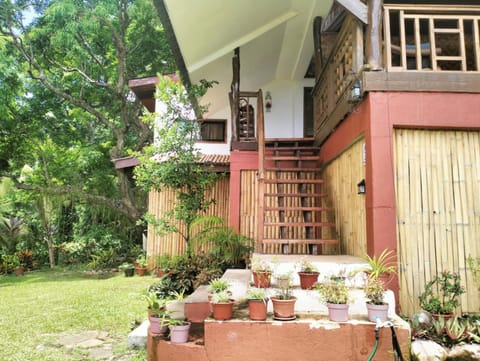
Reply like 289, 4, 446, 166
394, 129, 480, 316
322, 139, 366, 257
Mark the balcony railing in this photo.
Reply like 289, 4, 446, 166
384, 5, 480, 72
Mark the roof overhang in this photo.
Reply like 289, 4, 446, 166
155, 0, 336, 116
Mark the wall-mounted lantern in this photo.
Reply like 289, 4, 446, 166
357, 179, 366, 194
348, 80, 362, 103
265, 91, 272, 112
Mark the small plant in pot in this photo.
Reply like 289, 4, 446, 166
119, 262, 135, 277
154, 253, 172, 277
251, 257, 272, 288
363, 249, 397, 289
143, 290, 168, 334
166, 289, 186, 320
135, 254, 148, 276
364, 277, 389, 322
167, 318, 191, 344
316, 278, 350, 322
211, 290, 235, 321
246, 287, 269, 321
270, 279, 296, 320
418, 271, 465, 320
297, 258, 319, 290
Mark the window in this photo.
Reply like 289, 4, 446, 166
198, 119, 226, 142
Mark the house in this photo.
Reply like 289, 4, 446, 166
129, 0, 480, 317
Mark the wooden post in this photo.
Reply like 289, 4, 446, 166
366, 0, 384, 70
230, 48, 240, 143
313, 16, 324, 81
256, 89, 265, 253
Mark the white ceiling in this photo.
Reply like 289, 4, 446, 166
163, 0, 335, 115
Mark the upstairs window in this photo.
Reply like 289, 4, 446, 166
198, 119, 226, 142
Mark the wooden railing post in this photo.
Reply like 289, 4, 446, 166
230, 48, 240, 143
366, 0, 384, 70
256, 89, 265, 253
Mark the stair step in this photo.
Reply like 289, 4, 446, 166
266, 146, 319, 151
261, 239, 339, 245
264, 206, 333, 212
264, 192, 327, 198
265, 167, 321, 172
264, 179, 324, 184
265, 156, 318, 161
264, 222, 336, 227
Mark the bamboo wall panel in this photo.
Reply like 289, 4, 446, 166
146, 176, 230, 259
322, 139, 367, 257
394, 129, 480, 316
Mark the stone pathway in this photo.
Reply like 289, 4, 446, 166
37, 330, 142, 361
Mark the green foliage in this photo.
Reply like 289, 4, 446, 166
297, 258, 318, 273
418, 271, 465, 314
191, 216, 253, 266
363, 249, 397, 279
134, 76, 218, 254
246, 287, 268, 300
211, 290, 231, 303
364, 277, 386, 305
148, 253, 224, 299
316, 279, 349, 304
208, 278, 229, 294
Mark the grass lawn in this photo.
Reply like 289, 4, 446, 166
0, 268, 156, 361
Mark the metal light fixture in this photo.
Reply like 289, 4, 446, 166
265, 91, 272, 112
348, 80, 362, 103
357, 179, 366, 194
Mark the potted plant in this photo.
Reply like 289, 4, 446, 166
143, 290, 168, 334
154, 253, 172, 277
275, 271, 292, 289
363, 249, 397, 288
316, 279, 350, 322
364, 277, 389, 322
12, 254, 24, 276
211, 290, 235, 321
119, 262, 135, 277
246, 287, 269, 321
251, 257, 272, 288
167, 318, 191, 344
297, 258, 319, 289
270, 280, 296, 320
418, 271, 465, 320
135, 254, 148, 276
208, 278, 229, 296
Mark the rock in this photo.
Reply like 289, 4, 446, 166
411, 340, 448, 361
127, 319, 149, 348
447, 344, 480, 360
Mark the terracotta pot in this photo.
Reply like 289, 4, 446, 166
248, 298, 269, 321
431, 313, 454, 322
298, 272, 319, 289
15, 267, 24, 276
156, 268, 166, 277
327, 303, 349, 322
271, 296, 296, 319
253, 271, 271, 288
148, 315, 167, 334
135, 267, 147, 276
366, 302, 389, 322
169, 322, 191, 344
212, 301, 234, 321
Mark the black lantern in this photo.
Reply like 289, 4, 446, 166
265, 91, 272, 112
357, 179, 366, 194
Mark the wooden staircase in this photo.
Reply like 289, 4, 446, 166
257, 138, 339, 254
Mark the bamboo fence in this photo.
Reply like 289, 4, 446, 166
394, 129, 480, 315
146, 176, 230, 258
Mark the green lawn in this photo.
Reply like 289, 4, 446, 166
0, 268, 155, 361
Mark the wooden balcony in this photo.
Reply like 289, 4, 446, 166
313, 4, 480, 145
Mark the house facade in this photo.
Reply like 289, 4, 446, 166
131, 0, 480, 316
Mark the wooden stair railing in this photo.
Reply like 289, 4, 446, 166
257, 137, 339, 255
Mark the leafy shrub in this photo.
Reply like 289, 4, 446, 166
149, 253, 224, 299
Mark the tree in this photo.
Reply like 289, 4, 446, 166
0, 0, 174, 220
134, 76, 219, 255
0, 0, 176, 256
